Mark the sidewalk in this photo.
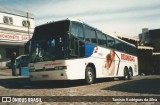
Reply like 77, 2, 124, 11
0, 68, 12, 76
0, 67, 30, 78
0, 68, 21, 76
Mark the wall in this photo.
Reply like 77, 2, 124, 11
137, 49, 153, 75
0, 9, 35, 67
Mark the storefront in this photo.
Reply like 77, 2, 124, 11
0, 7, 35, 67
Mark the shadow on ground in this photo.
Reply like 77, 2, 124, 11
0, 76, 114, 89
0, 77, 84, 89
102, 77, 160, 94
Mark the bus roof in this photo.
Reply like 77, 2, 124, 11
67, 18, 136, 47
105, 31, 136, 47
38, 18, 136, 47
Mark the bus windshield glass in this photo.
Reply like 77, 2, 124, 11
30, 20, 69, 62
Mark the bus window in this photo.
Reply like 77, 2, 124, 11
71, 22, 84, 39
123, 43, 128, 53
133, 46, 137, 56
97, 31, 107, 47
115, 39, 123, 51
69, 36, 85, 58
85, 26, 97, 44
107, 36, 115, 49
130, 46, 137, 56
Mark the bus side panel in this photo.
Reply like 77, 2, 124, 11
115, 52, 139, 77
65, 59, 87, 80
85, 46, 139, 78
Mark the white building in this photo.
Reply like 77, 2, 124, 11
0, 7, 35, 67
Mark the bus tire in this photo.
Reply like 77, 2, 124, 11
128, 68, 133, 80
123, 67, 129, 80
85, 66, 95, 85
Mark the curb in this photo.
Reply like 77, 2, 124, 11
0, 72, 11, 76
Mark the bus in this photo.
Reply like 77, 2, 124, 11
28, 18, 138, 84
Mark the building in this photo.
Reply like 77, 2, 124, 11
0, 7, 35, 67
115, 28, 160, 75
116, 30, 157, 75
139, 28, 160, 52
137, 46, 154, 75
139, 28, 160, 74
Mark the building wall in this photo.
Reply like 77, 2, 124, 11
153, 55, 160, 74
139, 28, 160, 75
137, 49, 154, 75
0, 12, 35, 29
0, 8, 35, 67
151, 38, 160, 52
140, 29, 160, 52
0, 45, 24, 60
0, 45, 24, 67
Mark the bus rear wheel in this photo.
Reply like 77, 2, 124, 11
124, 67, 129, 80
128, 69, 133, 80
85, 66, 95, 85
123, 67, 132, 80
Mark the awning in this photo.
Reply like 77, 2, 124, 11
0, 41, 25, 46
137, 46, 154, 50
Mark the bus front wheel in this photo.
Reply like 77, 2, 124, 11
85, 66, 95, 85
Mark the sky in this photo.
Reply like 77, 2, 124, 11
1, 0, 160, 38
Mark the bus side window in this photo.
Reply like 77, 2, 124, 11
133, 46, 137, 56
115, 39, 123, 52
69, 36, 85, 58
70, 22, 85, 58
85, 26, 97, 44
115, 40, 121, 51
85, 27, 91, 42
123, 43, 127, 53
97, 31, 107, 47
128, 44, 135, 55
107, 36, 115, 49
71, 22, 84, 39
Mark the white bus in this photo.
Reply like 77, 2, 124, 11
28, 19, 138, 84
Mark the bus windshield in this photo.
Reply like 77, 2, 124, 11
30, 20, 69, 62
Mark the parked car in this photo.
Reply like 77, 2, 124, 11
6, 55, 29, 69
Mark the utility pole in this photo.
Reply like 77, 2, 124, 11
26, 12, 31, 54
0, 53, 2, 70
27, 12, 30, 36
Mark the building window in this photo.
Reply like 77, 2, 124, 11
3, 16, 13, 24
22, 20, 30, 27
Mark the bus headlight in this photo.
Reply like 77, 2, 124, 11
29, 67, 35, 72
54, 66, 67, 70
29, 64, 35, 72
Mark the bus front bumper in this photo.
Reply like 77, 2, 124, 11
29, 70, 69, 81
